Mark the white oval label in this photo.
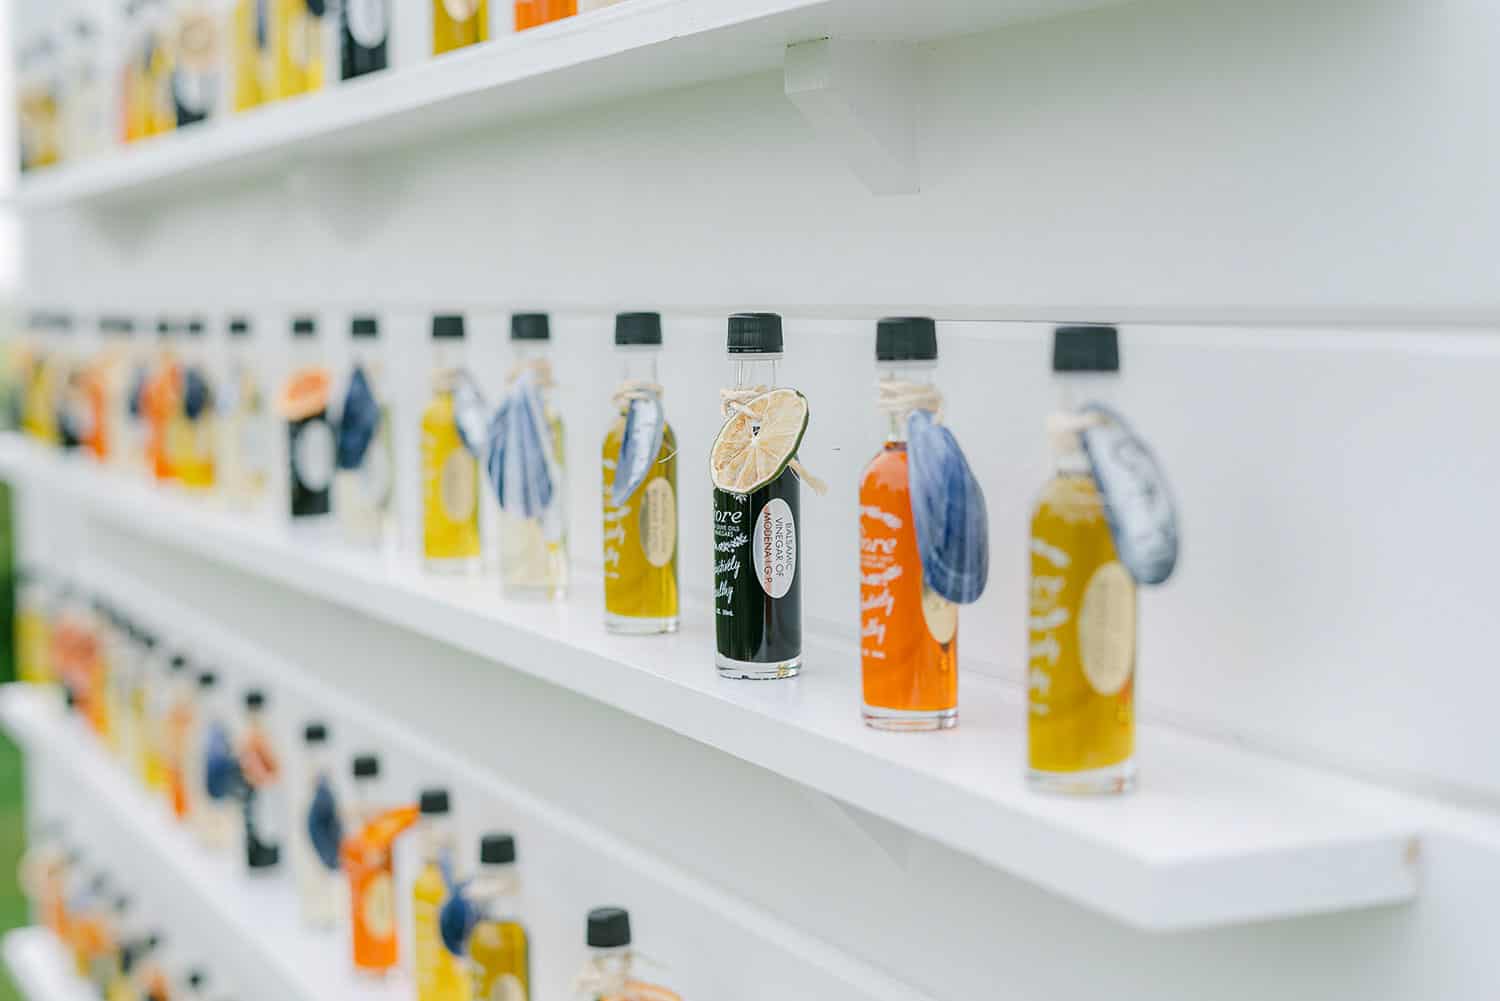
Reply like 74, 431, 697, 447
753, 497, 796, 599
440, 449, 476, 522
639, 477, 676, 568
346, 0, 388, 48
443, 0, 482, 21
293, 419, 335, 492
1078, 561, 1136, 696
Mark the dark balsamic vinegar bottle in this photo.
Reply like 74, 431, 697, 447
340, 0, 389, 80
713, 313, 802, 680
287, 316, 334, 520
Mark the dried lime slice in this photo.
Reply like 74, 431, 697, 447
710, 389, 809, 495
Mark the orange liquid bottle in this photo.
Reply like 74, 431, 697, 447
143, 320, 181, 483
859, 319, 957, 730
346, 754, 403, 977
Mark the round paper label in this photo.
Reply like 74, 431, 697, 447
1078, 561, 1136, 696
359, 435, 392, 506
293, 419, 335, 492
489, 974, 527, 1001
443, 0, 482, 21
638, 477, 676, 568
921, 586, 958, 646
440, 449, 476, 522
361, 870, 395, 938
346, 0, 388, 48
753, 497, 796, 599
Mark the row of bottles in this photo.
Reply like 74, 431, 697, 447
9, 314, 1177, 792
20, 584, 681, 999
15, 0, 633, 172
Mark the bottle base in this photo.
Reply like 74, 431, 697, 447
715, 652, 802, 680
1026, 759, 1137, 796
605, 613, 680, 635
503, 582, 567, 602
423, 555, 480, 575
862, 705, 957, 731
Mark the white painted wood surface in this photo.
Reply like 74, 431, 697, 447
1, 928, 96, 1001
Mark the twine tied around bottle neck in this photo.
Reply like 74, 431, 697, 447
875, 380, 944, 418
573, 951, 675, 999
611, 379, 662, 412
720, 386, 827, 496
506, 356, 555, 389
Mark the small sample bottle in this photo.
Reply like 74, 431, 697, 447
172, 318, 217, 490
239, 689, 284, 872
500, 313, 568, 600
412, 788, 468, 1001
348, 753, 398, 976
712, 313, 802, 680
434, 0, 488, 54
859, 318, 957, 730
294, 722, 343, 927
284, 316, 335, 523
334, 316, 395, 548
465, 834, 529, 1001
94, 894, 132, 995
576, 907, 680, 1001
161, 654, 196, 820
421, 315, 481, 572
230, 0, 263, 110
1027, 325, 1136, 794
219, 317, 270, 508
170, 2, 222, 128
144, 319, 180, 483
15, 568, 55, 685
132, 631, 164, 790
515, 0, 574, 31
341, 0, 389, 79
192, 670, 238, 850
271, 0, 326, 99
601, 313, 678, 634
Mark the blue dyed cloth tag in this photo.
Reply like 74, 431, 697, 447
611, 396, 665, 507
488, 373, 560, 523
439, 879, 481, 956
1080, 403, 1179, 586
336, 365, 381, 470
307, 775, 343, 872
203, 721, 242, 801
182, 368, 212, 421
906, 410, 989, 605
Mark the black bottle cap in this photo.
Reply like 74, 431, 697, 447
100, 315, 135, 335
351, 316, 379, 339
352, 754, 380, 779
511, 313, 550, 341
875, 317, 938, 362
196, 671, 217, 689
1052, 325, 1119, 373
186, 319, 206, 337
244, 689, 266, 710
186, 970, 207, 989
614, 312, 661, 347
480, 833, 515, 865
432, 315, 465, 340
156, 319, 171, 337
89, 873, 109, 893
292, 316, 317, 338
587, 907, 631, 948
304, 721, 328, 744
228, 317, 251, 337
168, 654, 186, 672
114, 894, 131, 913
419, 788, 450, 815
141, 632, 158, 650
64, 687, 77, 710
727, 313, 783, 354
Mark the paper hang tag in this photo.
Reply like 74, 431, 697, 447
1080, 403, 1179, 586
451, 371, 491, 459
611, 397, 665, 507
906, 410, 990, 605
336, 365, 380, 471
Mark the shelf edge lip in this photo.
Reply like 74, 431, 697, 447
0, 434, 1426, 932
2, 928, 97, 1001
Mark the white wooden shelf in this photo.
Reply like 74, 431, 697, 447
2, 928, 96, 1001
15, 0, 1127, 210
0, 688, 407, 1001
0, 434, 1426, 931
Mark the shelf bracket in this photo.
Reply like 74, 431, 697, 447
784, 38, 920, 196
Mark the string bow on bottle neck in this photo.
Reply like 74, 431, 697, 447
876, 379, 944, 419
506, 356, 555, 390
611, 379, 662, 412
719, 386, 827, 495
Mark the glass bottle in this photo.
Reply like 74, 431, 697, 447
413, 788, 469, 1001
144, 319, 180, 483
91, 316, 132, 462
230, 0, 263, 110
713, 313, 801, 680
170, 1, 222, 128
335, 316, 395, 549
219, 317, 270, 509
576, 907, 679, 1001
601, 313, 678, 634
172, 318, 217, 490
15, 567, 55, 686
859, 318, 957, 730
132, 631, 164, 791
286, 316, 335, 523
161, 654, 196, 820
341, 0, 389, 79
435, 0, 488, 54
422, 315, 481, 572
239, 689, 284, 873
93, 894, 132, 996
1027, 325, 1136, 795
271, 0, 325, 99
466, 834, 529, 1001
347, 753, 397, 976
294, 721, 343, 928
193, 671, 238, 850
500, 313, 567, 600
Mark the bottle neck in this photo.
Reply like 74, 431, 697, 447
588, 947, 633, 992
419, 819, 453, 863
432, 340, 463, 390
617, 347, 660, 385
289, 338, 321, 371
877, 360, 937, 442
727, 354, 780, 390
351, 342, 383, 382
1050, 372, 1116, 475
473, 861, 520, 898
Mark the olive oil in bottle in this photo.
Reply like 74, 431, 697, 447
422, 315, 481, 571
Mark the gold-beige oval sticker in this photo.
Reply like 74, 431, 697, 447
1078, 561, 1135, 696
639, 477, 676, 568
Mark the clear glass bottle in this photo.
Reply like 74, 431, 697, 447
466, 834, 529, 1001
230, 0, 263, 110
347, 753, 397, 977
500, 313, 568, 600
286, 316, 335, 523
145, 319, 180, 482
859, 318, 957, 730
219, 317, 270, 509
434, 0, 488, 53
270, 0, 325, 99
335, 316, 395, 549
413, 789, 468, 1001
294, 721, 343, 928
601, 313, 678, 634
171, 318, 217, 490
132, 631, 164, 792
161, 653, 196, 820
576, 907, 678, 1001
1027, 325, 1136, 795
15, 567, 54, 686
713, 314, 801, 680
422, 315, 481, 572
192, 670, 238, 850
239, 689, 284, 873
